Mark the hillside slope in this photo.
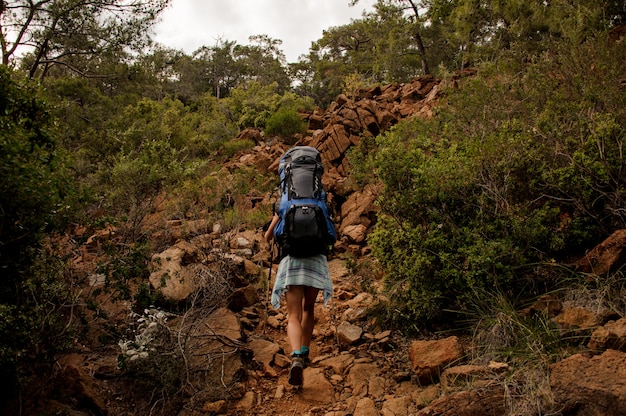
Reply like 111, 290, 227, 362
9, 69, 626, 416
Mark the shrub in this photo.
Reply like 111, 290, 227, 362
264, 107, 307, 139
222, 138, 255, 157
370, 35, 626, 328
0, 67, 74, 401
100, 139, 185, 220
224, 81, 314, 130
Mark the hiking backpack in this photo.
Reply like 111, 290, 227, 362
273, 146, 336, 258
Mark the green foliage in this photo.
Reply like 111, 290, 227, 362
264, 107, 307, 139
188, 94, 240, 155
371, 35, 626, 327
222, 138, 255, 157
0, 67, 76, 399
427, 0, 622, 69
103, 139, 184, 214
224, 81, 314, 130
0, 68, 68, 264
224, 81, 281, 129
97, 241, 151, 304
234, 34, 291, 92
8, 0, 170, 79
299, 3, 427, 106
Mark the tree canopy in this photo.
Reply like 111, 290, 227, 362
0, 0, 171, 78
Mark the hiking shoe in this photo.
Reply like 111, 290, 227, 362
301, 350, 311, 369
288, 357, 304, 386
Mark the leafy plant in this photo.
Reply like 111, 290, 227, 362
264, 107, 307, 139
0, 67, 75, 401
370, 35, 626, 328
222, 138, 255, 157
224, 81, 313, 130
97, 240, 151, 304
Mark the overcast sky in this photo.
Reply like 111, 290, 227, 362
152, 0, 377, 63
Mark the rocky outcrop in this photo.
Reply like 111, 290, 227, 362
149, 241, 207, 301
236, 73, 453, 256
307, 75, 441, 178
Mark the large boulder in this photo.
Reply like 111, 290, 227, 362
339, 183, 379, 238
409, 336, 464, 385
149, 241, 208, 301
576, 229, 626, 276
550, 349, 626, 415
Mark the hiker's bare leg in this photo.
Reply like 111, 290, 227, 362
286, 285, 305, 353
301, 287, 319, 348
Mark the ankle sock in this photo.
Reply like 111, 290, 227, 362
300, 346, 309, 355
291, 350, 302, 357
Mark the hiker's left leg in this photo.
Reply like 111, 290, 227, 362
285, 285, 305, 354
301, 286, 320, 348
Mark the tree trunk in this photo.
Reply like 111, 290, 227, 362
406, 0, 430, 75
413, 29, 430, 75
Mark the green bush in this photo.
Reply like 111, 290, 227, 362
264, 107, 307, 139
222, 138, 255, 157
100, 139, 185, 215
0, 66, 74, 400
371, 35, 626, 328
224, 81, 313, 131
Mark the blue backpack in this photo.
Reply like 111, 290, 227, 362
273, 146, 336, 258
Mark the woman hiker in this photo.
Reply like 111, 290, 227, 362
264, 212, 333, 386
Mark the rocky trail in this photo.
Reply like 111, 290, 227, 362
20, 70, 626, 415
54, 227, 481, 416
195, 254, 441, 416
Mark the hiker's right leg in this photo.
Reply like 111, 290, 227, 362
285, 285, 305, 354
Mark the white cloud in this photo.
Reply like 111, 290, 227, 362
152, 0, 375, 62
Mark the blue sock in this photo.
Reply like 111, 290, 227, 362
291, 350, 301, 357
300, 346, 309, 355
